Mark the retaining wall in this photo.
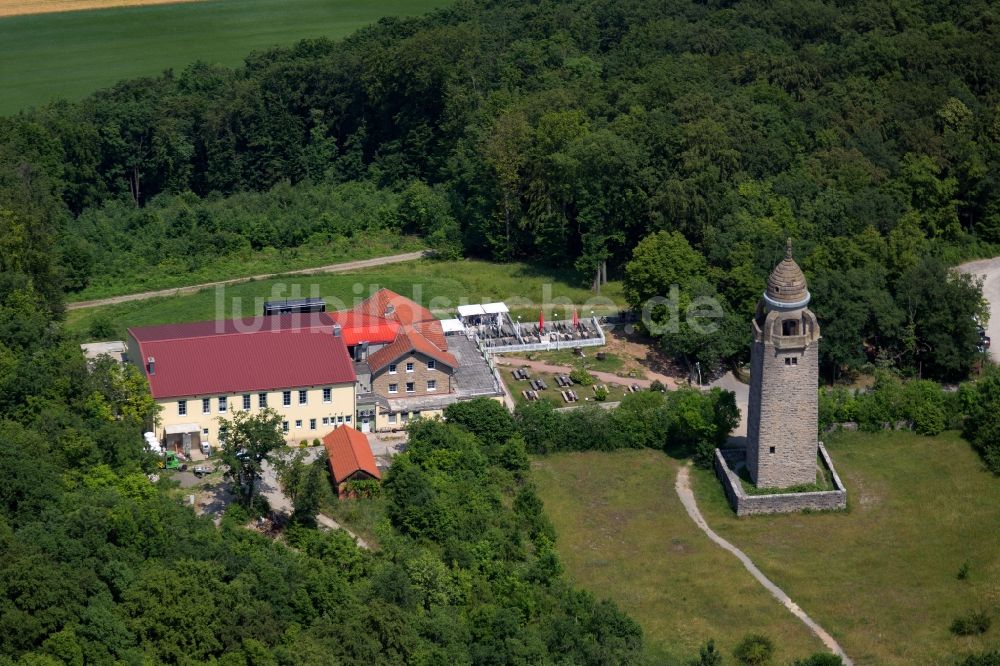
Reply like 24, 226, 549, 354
714, 444, 847, 517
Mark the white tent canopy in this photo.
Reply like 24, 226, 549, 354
440, 318, 465, 333
457, 304, 486, 317
482, 302, 509, 314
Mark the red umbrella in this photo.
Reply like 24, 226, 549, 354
572, 309, 579, 328
539, 310, 545, 332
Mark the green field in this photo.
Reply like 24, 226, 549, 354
532, 432, 1000, 664
532, 450, 825, 663
68, 259, 625, 339
0, 0, 450, 116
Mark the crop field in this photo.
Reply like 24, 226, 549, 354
67, 259, 625, 340
533, 432, 1000, 664
0, 0, 451, 116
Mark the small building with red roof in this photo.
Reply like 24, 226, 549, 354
322, 425, 381, 498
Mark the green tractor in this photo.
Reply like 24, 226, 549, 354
158, 452, 187, 471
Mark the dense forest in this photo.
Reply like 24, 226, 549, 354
3, 1, 1000, 662
3, 0, 1000, 379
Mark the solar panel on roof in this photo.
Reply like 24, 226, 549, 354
263, 298, 326, 316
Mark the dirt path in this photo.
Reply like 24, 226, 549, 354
957, 255, 1000, 364
66, 250, 429, 311
0, 0, 202, 17
674, 464, 853, 665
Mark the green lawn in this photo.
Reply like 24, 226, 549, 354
68, 259, 625, 340
69, 234, 425, 302
532, 450, 826, 664
0, 0, 451, 116
691, 430, 1000, 664
508, 349, 633, 376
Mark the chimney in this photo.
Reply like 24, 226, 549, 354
147, 356, 156, 375
332, 324, 342, 337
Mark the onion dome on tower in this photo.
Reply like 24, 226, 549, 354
763, 239, 810, 309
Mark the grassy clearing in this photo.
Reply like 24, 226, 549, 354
691, 430, 1000, 664
0, 0, 450, 115
69, 234, 425, 302
67, 259, 625, 340
531, 449, 825, 663
508, 349, 639, 376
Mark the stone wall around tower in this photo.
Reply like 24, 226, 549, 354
714, 445, 847, 517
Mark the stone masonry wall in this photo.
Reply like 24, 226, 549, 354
714, 445, 847, 517
750, 337, 819, 487
371, 351, 453, 399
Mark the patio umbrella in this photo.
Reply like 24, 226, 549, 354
539, 310, 544, 332
572, 309, 579, 328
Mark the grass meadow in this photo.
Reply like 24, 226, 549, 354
67, 259, 625, 339
533, 433, 1000, 664
0, 0, 450, 115
531, 449, 825, 663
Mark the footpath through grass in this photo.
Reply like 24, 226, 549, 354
691, 430, 1000, 664
68, 259, 625, 340
531, 449, 825, 663
0, 0, 450, 115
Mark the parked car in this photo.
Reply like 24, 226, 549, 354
193, 465, 213, 478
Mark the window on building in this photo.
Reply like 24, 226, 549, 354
784, 357, 798, 366
322, 417, 329, 425
178, 400, 187, 416
295, 419, 302, 429
427, 359, 435, 370
338, 415, 344, 423
299, 389, 307, 405
282, 391, 291, 406
388, 383, 398, 394
202, 398, 211, 414
219, 427, 228, 444
218, 396, 227, 413
323, 387, 331, 403
413, 411, 421, 418
401, 412, 409, 423
309, 418, 316, 430
769, 446, 776, 454
406, 382, 415, 393
202, 428, 209, 436
389, 363, 397, 374
388, 413, 397, 424
406, 362, 414, 373
345, 415, 351, 423
243, 394, 251, 410
259, 392, 268, 408
282, 421, 289, 433
782, 319, 799, 336
427, 379, 437, 391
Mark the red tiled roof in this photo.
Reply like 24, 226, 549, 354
128, 324, 356, 399
410, 319, 447, 350
327, 311, 400, 346
367, 327, 457, 373
322, 425, 381, 484
353, 288, 438, 329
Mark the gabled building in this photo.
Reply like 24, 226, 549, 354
127, 318, 356, 453
322, 425, 381, 498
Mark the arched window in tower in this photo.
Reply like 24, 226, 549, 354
782, 319, 799, 336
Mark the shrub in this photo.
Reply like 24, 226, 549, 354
957, 560, 971, 580
691, 639, 723, 665
957, 651, 1000, 666
312, 438, 321, 447
650, 379, 666, 392
343, 479, 381, 499
570, 368, 596, 386
951, 610, 991, 636
792, 655, 842, 666
299, 439, 308, 448
733, 633, 775, 666
594, 386, 609, 402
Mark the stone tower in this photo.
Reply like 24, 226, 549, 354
746, 240, 821, 488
